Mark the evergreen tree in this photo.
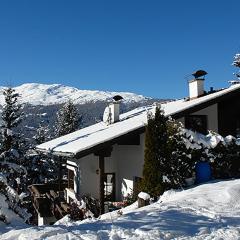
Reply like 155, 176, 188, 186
55, 100, 81, 137
163, 119, 194, 189
141, 106, 168, 197
141, 107, 195, 198
29, 121, 57, 184
232, 53, 240, 79
0, 87, 23, 162
54, 100, 81, 189
34, 121, 51, 145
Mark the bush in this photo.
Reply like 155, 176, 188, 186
210, 140, 240, 179
69, 202, 84, 221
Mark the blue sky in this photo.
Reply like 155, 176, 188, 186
0, 0, 239, 99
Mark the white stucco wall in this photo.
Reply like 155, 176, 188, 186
74, 154, 100, 199
68, 133, 145, 201
112, 134, 145, 200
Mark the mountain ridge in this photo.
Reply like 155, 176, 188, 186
0, 83, 150, 106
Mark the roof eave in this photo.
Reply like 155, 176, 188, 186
172, 87, 240, 119
35, 148, 75, 158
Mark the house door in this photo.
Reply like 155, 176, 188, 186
104, 173, 116, 201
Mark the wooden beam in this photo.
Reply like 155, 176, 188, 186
99, 155, 105, 214
75, 127, 145, 159
94, 146, 113, 158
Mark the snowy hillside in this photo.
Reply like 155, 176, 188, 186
0, 83, 150, 106
2, 179, 240, 239
0, 194, 27, 234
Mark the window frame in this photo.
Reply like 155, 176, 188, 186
185, 115, 208, 134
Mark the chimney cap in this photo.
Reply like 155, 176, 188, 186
113, 95, 123, 102
192, 70, 208, 79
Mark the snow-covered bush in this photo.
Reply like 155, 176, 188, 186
141, 106, 240, 199
69, 202, 84, 221
210, 137, 240, 179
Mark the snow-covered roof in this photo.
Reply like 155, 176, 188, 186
162, 83, 240, 117
37, 105, 154, 156
36, 84, 240, 157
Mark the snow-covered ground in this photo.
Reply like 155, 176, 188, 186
1, 179, 240, 239
0, 194, 27, 235
0, 83, 149, 106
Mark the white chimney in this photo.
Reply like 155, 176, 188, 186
189, 78, 204, 99
103, 102, 120, 125
109, 102, 120, 123
103, 95, 123, 125
188, 70, 207, 99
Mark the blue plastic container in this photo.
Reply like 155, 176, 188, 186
195, 162, 211, 184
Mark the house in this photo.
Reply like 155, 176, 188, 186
36, 73, 240, 215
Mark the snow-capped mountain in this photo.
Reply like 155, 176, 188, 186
0, 83, 150, 106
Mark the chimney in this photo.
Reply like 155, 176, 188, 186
103, 95, 123, 125
188, 70, 207, 99
109, 102, 120, 123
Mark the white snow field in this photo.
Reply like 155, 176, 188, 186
1, 179, 240, 239
0, 83, 149, 106
0, 194, 27, 234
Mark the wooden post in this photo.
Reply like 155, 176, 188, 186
95, 146, 113, 215
58, 157, 62, 191
99, 155, 105, 214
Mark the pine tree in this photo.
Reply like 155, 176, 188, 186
232, 53, 240, 79
141, 107, 196, 198
163, 119, 194, 189
55, 100, 81, 137
0, 87, 23, 162
28, 121, 56, 184
233, 53, 240, 68
34, 121, 51, 145
54, 100, 81, 190
0, 87, 32, 220
141, 106, 168, 197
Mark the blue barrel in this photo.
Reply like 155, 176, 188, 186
195, 162, 211, 184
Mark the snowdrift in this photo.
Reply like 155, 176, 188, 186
1, 179, 240, 239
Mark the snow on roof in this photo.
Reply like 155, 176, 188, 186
36, 84, 240, 156
162, 83, 240, 116
36, 105, 154, 155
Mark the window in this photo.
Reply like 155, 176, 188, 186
68, 169, 74, 189
104, 173, 116, 201
185, 115, 207, 134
